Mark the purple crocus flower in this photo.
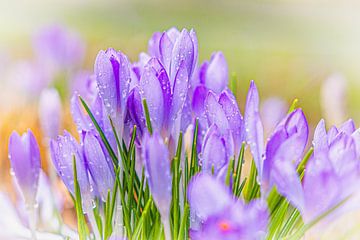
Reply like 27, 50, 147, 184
302, 119, 360, 222
142, 132, 172, 238
95, 48, 131, 136
38, 88, 62, 140
33, 25, 85, 73
148, 27, 198, 81
83, 131, 115, 202
188, 173, 269, 239
50, 131, 92, 211
8, 130, 41, 206
136, 57, 189, 141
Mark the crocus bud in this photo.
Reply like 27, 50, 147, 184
8, 130, 41, 206
39, 88, 62, 140
95, 48, 131, 135
244, 80, 265, 178
200, 52, 228, 94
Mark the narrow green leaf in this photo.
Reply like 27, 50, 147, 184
72, 157, 89, 240
142, 99, 153, 134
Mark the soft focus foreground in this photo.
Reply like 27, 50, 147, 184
2, 1, 360, 240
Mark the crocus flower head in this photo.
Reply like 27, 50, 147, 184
39, 88, 62, 140
95, 48, 131, 135
148, 27, 198, 81
199, 52, 228, 94
8, 130, 41, 206
303, 119, 360, 222
188, 173, 269, 239
142, 132, 172, 217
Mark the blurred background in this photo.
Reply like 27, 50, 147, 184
1, 0, 360, 181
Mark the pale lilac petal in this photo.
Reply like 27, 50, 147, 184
170, 29, 194, 82
201, 126, 227, 175
159, 32, 174, 74
327, 126, 339, 144
189, 29, 198, 77
339, 119, 356, 135
205, 52, 228, 94
171, 60, 189, 122
205, 91, 229, 133
244, 81, 264, 177
147, 31, 162, 59
313, 119, 329, 154
139, 63, 165, 132
127, 87, 146, 135
70, 94, 92, 132
192, 85, 208, 117
219, 91, 244, 155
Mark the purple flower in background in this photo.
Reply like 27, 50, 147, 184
188, 173, 268, 240
70, 71, 98, 102
33, 25, 85, 73
303, 119, 360, 222
39, 88, 62, 140
83, 131, 115, 202
8, 130, 41, 206
50, 131, 92, 211
95, 48, 131, 136
142, 132, 172, 237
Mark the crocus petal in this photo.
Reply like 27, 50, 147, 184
327, 126, 339, 144
142, 132, 172, 216
159, 32, 174, 74
170, 29, 194, 82
201, 126, 227, 175
70, 94, 92, 132
171, 60, 189, 122
147, 31, 162, 59
83, 132, 115, 202
38, 88, 62, 139
188, 173, 232, 221
189, 29, 198, 77
303, 154, 340, 222
328, 133, 357, 177
219, 91, 244, 155
205, 91, 229, 133
244, 81, 264, 178
192, 85, 208, 117
339, 119, 356, 135
313, 119, 329, 154
9, 130, 41, 205
127, 87, 146, 136
139, 63, 165, 132
205, 52, 228, 94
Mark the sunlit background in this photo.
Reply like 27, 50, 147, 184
1, 0, 360, 237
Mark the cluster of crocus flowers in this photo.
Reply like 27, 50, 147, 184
6, 27, 360, 240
